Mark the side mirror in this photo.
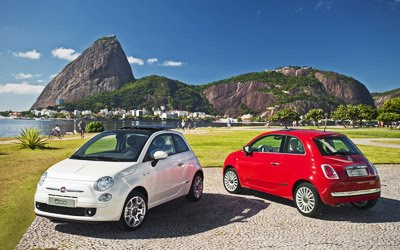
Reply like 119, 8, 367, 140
151, 151, 168, 167
153, 151, 168, 160
243, 146, 251, 156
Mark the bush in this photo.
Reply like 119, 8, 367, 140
86, 121, 105, 133
15, 128, 48, 150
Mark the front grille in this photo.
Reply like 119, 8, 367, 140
36, 202, 96, 217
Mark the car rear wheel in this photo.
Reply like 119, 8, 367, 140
186, 173, 203, 201
119, 191, 147, 231
351, 199, 378, 209
294, 183, 323, 217
223, 168, 242, 194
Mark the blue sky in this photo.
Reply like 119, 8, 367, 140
1, 0, 399, 111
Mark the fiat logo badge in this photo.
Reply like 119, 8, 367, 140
60, 187, 66, 193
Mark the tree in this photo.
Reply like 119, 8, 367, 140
377, 112, 400, 124
270, 108, 300, 129
357, 104, 377, 127
304, 109, 324, 128
377, 97, 400, 126
380, 97, 400, 114
331, 105, 349, 128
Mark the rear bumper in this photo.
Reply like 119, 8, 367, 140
331, 188, 381, 197
319, 176, 381, 206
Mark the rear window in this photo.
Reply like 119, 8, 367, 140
313, 136, 361, 156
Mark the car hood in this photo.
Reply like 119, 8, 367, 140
46, 158, 138, 181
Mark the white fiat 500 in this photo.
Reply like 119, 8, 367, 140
34, 126, 203, 230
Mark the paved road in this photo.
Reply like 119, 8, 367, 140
351, 138, 400, 148
17, 165, 400, 249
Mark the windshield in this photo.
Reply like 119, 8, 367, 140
313, 136, 361, 156
71, 130, 151, 162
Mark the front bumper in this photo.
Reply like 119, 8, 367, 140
34, 178, 126, 222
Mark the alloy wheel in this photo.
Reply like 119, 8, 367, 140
296, 186, 316, 214
224, 170, 239, 192
124, 196, 146, 228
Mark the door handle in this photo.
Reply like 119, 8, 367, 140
271, 162, 280, 166
178, 162, 184, 167
143, 172, 150, 176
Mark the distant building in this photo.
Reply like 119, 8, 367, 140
82, 110, 92, 116
74, 110, 81, 117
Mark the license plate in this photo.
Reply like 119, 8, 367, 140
346, 168, 368, 177
48, 196, 76, 208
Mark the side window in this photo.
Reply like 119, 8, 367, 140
250, 135, 285, 153
173, 134, 189, 153
284, 136, 305, 154
144, 134, 176, 161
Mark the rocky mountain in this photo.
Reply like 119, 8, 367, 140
31, 36, 134, 109
73, 66, 376, 117
372, 88, 400, 107
202, 67, 375, 116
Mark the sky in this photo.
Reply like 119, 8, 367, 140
0, 0, 400, 111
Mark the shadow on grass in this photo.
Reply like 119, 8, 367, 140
54, 193, 269, 239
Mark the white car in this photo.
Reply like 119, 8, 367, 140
34, 126, 203, 230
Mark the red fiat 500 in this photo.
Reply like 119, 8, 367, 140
223, 129, 381, 217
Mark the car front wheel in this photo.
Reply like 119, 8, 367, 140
294, 183, 323, 217
187, 173, 203, 201
351, 199, 378, 209
223, 168, 242, 194
119, 191, 147, 231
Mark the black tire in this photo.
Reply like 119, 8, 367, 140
351, 199, 378, 210
186, 172, 203, 201
294, 183, 323, 217
119, 191, 147, 231
223, 168, 242, 194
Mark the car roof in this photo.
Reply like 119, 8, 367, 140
262, 129, 343, 139
102, 125, 175, 135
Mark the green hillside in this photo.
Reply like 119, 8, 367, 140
74, 75, 217, 113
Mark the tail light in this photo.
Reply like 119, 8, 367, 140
321, 164, 339, 179
369, 162, 378, 176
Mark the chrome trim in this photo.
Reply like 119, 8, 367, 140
46, 187, 84, 193
66, 189, 84, 193
345, 165, 367, 170
331, 188, 381, 197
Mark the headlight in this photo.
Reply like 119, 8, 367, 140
39, 172, 47, 186
94, 176, 114, 191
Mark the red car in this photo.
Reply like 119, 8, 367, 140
223, 129, 381, 217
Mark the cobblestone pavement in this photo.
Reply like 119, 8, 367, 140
17, 165, 400, 250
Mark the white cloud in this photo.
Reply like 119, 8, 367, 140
14, 73, 33, 79
147, 58, 159, 64
127, 56, 144, 65
13, 49, 41, 59
162, 60, 185, 67
49, 74, 58, 79
13, 73, 41, 79
52, 47, 81, 61
37, 80, 45, 83
0, 82, 45, 94
315, 0, 333, 10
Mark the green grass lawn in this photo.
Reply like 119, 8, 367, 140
0, 128, 399, 249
